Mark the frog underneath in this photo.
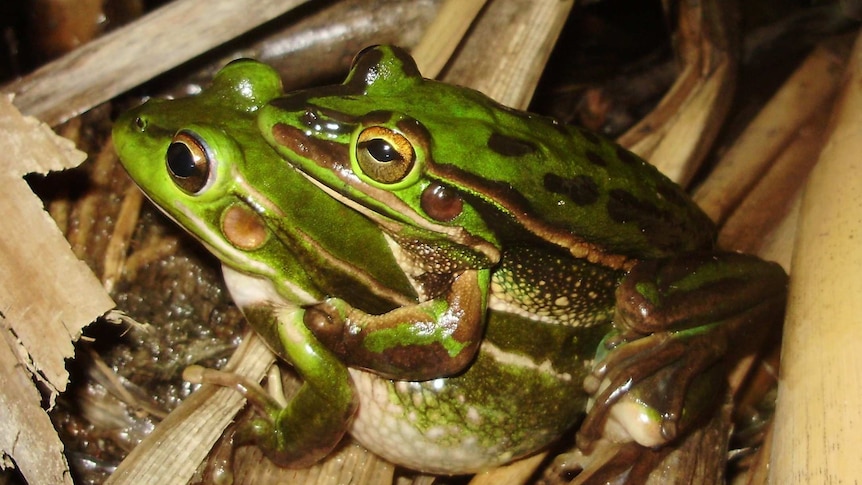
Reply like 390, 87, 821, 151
112, 45, 787, 475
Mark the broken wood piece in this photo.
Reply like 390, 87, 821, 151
0, 93, 114, 485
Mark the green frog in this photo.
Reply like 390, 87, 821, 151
112, 45, 787, 475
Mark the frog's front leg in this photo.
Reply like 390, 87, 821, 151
190, 303, 357, 468
578, 252, 787, 450
304, 269, 489, 380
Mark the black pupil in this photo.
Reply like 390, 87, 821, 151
167, 142, 197, 178
365, 139, 398, 162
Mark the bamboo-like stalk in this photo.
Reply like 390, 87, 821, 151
716, 106, 828, 261
411, 0, 490, 78
769, 29, 862, 483
2, 0, 309, 125
693, 41, 848, 225
439, 0, 575, 109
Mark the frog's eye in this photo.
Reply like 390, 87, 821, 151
355, 126, 416, 184
167, 131, 214, 194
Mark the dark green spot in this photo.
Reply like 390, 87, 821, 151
544, 173, 600, 206
487, 132, 537, 157
607, 189, 692, 250
607, 189, 663, 225
584, 150, 607, 167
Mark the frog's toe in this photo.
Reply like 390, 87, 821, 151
183, 364, 284, 416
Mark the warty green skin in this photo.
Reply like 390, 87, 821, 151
112, 46, 788, 475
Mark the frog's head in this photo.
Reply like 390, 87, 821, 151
259, 45, 542, 272
112, 60, 299, 277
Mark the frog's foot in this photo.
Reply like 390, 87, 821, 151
577, 252, 787, 451
577, 330, 727, 451
183, 364, 353, 468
